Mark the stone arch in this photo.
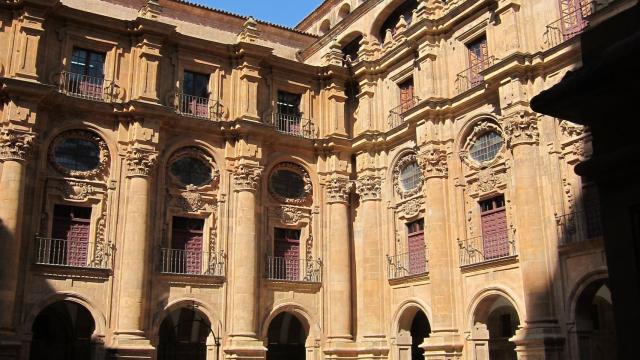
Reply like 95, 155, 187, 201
391, 300, 432, 360
151, 297, 221, 345
263, 156, 317, 204
163, 140, 223, 177
455, 113, 502, 152
566, 269, 608, 320
369, 0, 419, 42
391, 299, 432, 336
261, 303, 321, 347
319, 19, 331, 35
337, 3, 351, 21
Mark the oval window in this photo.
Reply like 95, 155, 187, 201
399, 161, 422, 191
170, 157, 212, 186
270, 169, 306, 199
470, 131, 503, 163
54, 138, 101, 172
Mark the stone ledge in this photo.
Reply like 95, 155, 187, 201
460, 255, 519, 273
31, 264, 112, 281
263, 279, 322, 293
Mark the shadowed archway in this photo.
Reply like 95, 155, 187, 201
266, 312, 307, 360
157, 307, 211, 360
575, 280, 616, 360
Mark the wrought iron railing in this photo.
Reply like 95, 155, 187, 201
387, 245, 429, 280
454, 56, 498, 95
57, 71, 119, 102
458, 228, 517, 267
543, 0, 598, 49
388, 96, 421, 130
34, 237, 113, 269
556, 207, 603, 246
175, 92, 224, 121
160, 248, 226, 277
271, 112, 316, 139
265, 256, 322, 283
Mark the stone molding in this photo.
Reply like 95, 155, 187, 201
49, 130, 110, 180
355, 174, 382, 201
0, 128, 36, 162
125, 147, 158, 178
232, 164, 262, 192
460, 120, 506, 169
325, 175, 351, 204
393, 152, 423, 198
418, 145, 448, 179
504, 112, 540, 147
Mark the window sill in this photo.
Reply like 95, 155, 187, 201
460, 255, 519, 273
31, 263, 112, 280
157, 272, 226, 287
264, 279, 322, 293
388, 272, 430, 286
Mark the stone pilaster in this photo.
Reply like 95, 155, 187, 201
417, 143, 463, 359
503, 111, 564, 359
226, 163, 266, 360
0, 129, 35, 338
112, 146, 158, 357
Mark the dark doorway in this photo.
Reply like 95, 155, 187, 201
266, 312, 307, 360
29, 301, 95, 360
158, 307, 210, 360
575, 281, 617, 360
410, 310, 431, 360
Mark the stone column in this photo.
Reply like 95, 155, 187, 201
113, 147, 157, 356
325, 175, 353, 342
504, 111, 564, 359
354, 172, 387, 357
226, 163, 265, 359
0, 129, 35, 341
417, 144, 463, 359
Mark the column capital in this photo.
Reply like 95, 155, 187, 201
233, 163, 262, 192
0, 128, 36, 162
355, 173, 382, 202
125, 147, 158, 178
417, 144, 448, 179
503, 111, 540, 147
326, 175, 351, 204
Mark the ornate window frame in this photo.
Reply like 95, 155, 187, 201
460, 120, 505, 169
166, 147, 220, 190
393, 152, 423, 198
268, 162, 313, 206
48, 130, 110, 180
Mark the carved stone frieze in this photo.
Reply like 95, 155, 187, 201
326, 176, 351, 204
59, 180, 99, 201
271, 205, 310, 225
503, 112, 539, 147
417, 145, 448, 179
126, 147, 158, 178
355, 174, 382, 201
233, 164, 262, 191
49, 130, 110, 180
474, 169, 504, 194
401, 198, 424, 218
559, 120, 587, 138
0, 128, 36, 162
393, 152, 423, 198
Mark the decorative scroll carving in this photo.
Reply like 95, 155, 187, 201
92, 199, 113, 268
559, 120, 586, 138
49, 130, 110, 180
355, 174, 382, 201
460, 120, 505, 167
504, 112, 539, 147
272, 205, 310, 225
233, 164, 262, 191
126, 147, 158, 178
326, 176, 351, 204
0, 128, 36, 162
475, 169, 504, 194
401, 198, 424, 218
59, 180, 99, 201
418, 145, 448, 179
268, 162, 313, 205
393, 152, 423, 198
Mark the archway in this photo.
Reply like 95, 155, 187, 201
575, 280, 616, 360
266, 312, 307, 360
471, 294, 520, 360
396, 305, 431, 360
158, 307, 211, 360
29, 301, 95, 360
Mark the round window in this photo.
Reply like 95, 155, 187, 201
270, 169, 306, 199
470, 131, 503, 163
399, 161, 422, 191
170, 157, 212, 186
54, 138, 101, 172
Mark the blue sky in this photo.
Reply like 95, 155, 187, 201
191, 0, 324, 28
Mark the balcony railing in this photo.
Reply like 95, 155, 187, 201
271, 112, 316, 139
454, 56, 498, 95
265, 256, 322, 283
34, 237, 113, 269
543, 1, 597, 49
57, 71, 119, 102
556, 207, 603, 246
458, 228, 517, 267
387, 245, 429, 280
388, 96, 421, 130
160, 248, 226, 277
175, 92, 224, 121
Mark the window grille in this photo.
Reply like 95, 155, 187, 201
54, 138, 101, 172
400, 161, 422, 191
470, 131, 503, 163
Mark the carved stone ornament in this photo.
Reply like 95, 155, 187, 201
173, 189, 213, 213
92, 200, 113, 268
49, 130, 110, 180
402, 198, 424, 218
393, 152, 423, 198
167, 147, 220, 189
326, 176, 351, 204
126, 147, 158, 177
233, 164, 262, 191
355, 174, 382, 201
272, 205, 309, 225
0, 128, 36, 162
460, 120, 505, 167
503, 112, 539, 147
59, 180, 99, 201
559, 120, 587, 138
268, 162, 313, 205
475, 169, 503, 194
417, 145, 448, 179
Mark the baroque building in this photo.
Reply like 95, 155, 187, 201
0, 0, 628, 359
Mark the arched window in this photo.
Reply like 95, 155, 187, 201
337, 3, 351, 21
170, 157, 212, 187
342, 34, 363, 61
400, 161, 421, 192
319, 19, 331, 35
394, 153, 423, 198
469, 131, 503, 163
268, 162, 312, 205
49, 130, 109, 178
377, 0, 419, 41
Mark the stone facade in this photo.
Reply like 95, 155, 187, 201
0, 0, 626, 359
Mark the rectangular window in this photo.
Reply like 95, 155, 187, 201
183, 71, 210, 98
171, 217, 204, 274
51, 204, 92, 267
407, 219, 426, 275
274, 228, 301, 280
480, 195, 509, 260
277, 91, 302, 116
399, 78, 415, 113
68, 48, 106, 98
467, 36, 488, 87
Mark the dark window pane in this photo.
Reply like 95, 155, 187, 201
277, 91, 301, 116
170, 157, 212, 186
270, 170, 306, 199
54, 138, 101, 172
183, 71, 209, 97
275, 228, 301, 241
70, 48, 105, 78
